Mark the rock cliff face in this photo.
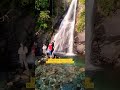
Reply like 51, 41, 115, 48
91, 0, 120, 68
0, 9, 34, 71
74, 0, 85, 55
52, 0, 71, 27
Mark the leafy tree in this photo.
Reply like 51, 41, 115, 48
77, 0, 85, 32
35, 0, 51, 31
39, 11, 50, 20
35, 0, 49, 10
36, 11, 50, 30
79, 0, 85, 4
77, 9, 85, 32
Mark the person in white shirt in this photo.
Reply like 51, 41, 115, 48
18, 43, 29, 71
42, 44, 47, 55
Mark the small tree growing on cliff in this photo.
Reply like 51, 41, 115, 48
35, 0, 51, 31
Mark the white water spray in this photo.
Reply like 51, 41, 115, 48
53, 0, 78, 56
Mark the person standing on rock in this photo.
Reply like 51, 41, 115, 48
47, 41, 55, 58
42, 44, 47, 56
47, 43, 53, 57
18, 43, 29, 71
51, 41, 55, 56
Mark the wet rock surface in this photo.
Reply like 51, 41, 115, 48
4, 69, 34, 90
74, 31, 85, 55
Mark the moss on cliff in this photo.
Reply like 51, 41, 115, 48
76, 0, 85, 32
97, 0, 120, 17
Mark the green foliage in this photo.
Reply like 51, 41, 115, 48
36, 11, 50, 30
35, 0, 51, 31
79, 0, 85, 5
35, 64, 85, 90
35, 0, 49, 10
97, 0, 120, 16
77, 9, 85, 32
67, 0, 72, 4
39, 11, 50, 20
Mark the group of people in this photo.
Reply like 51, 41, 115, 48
42, 41, 55, 58
17, 40, 55, 71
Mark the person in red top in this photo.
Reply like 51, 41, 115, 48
46, 40, 55, 57
47, 43, 53, 56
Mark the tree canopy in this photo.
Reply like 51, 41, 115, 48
35, 0, 51, 31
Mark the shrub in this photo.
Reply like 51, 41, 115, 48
79, 0, 85, 5
97, 0, 120, 16
77, 9, 85, 32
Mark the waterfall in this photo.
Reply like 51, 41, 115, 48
53, 0, 78, 56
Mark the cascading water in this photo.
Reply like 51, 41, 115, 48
53, 0, 78, 56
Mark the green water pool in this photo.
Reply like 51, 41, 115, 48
86, 70, 120, 90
